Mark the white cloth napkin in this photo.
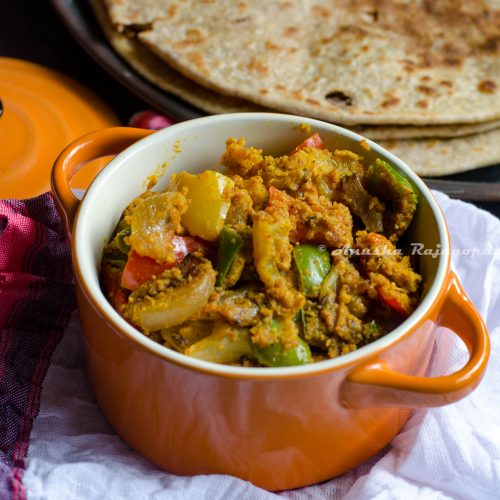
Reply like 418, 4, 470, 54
23, 192, 500, 500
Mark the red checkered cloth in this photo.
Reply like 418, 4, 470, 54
0, 194, 75, 500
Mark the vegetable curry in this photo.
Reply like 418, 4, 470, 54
101, 134, 422, 367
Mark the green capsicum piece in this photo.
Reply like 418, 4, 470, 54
254, 338, 312, 367
366, 159, 418, 241
293, 244, 331, 298
115, 226, 131, 255
216, 225, 243, 286
368, 159, 417, 203
251, 318, 312, 367
363, 320, 381, 341
319, 266, 339, 301
102, 225, 131, 267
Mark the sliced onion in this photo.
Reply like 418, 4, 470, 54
126, 261, 215, 331
185, 321, 254, 364
128, 192, 187, 263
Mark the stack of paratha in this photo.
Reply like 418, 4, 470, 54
94, 0, 500, 176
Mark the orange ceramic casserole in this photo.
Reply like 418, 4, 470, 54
51, 114, 489, 491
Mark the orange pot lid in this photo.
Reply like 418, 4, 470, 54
0, 57, 120, 199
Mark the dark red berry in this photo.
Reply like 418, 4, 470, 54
129, 110, 174, 130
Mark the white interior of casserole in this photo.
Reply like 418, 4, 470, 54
74, 113, 449, 378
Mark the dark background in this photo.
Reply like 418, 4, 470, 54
1, 0, 499, 218
0, 1, 143, 123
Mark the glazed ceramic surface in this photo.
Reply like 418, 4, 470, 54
0, 57, 118, 198
52, 114, 489, 490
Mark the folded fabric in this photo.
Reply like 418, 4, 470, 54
0, 195, 75, 500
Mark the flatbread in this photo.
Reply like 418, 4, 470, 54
103, 0, 171, 28
93, 0, 265, 114
136, 0, 500, 126
97, 0, 500, 175
356, 120, 500, 140
379, 127, 500, 176
99, 0, 500, 138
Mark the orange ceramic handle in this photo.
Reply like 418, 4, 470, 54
51, 127, 153, 233
342, 272, 490, 408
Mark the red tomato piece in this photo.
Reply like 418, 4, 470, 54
121, 252, 171, 291
121, 236, 211, 291
174, 235, 211, 257
289, 226, 309, 244
365, 233, 389, 246
377, 288, 409, 316
268, 186, 326, 245
268, 185, 284, 205
289, 133, 325, 155
101, 266, 129, 312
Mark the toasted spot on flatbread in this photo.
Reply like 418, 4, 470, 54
478, 80, 497, 94
382, 97, 401, 108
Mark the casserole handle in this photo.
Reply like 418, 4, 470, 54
341, 272, 490, 408
51, 127, 153, 234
